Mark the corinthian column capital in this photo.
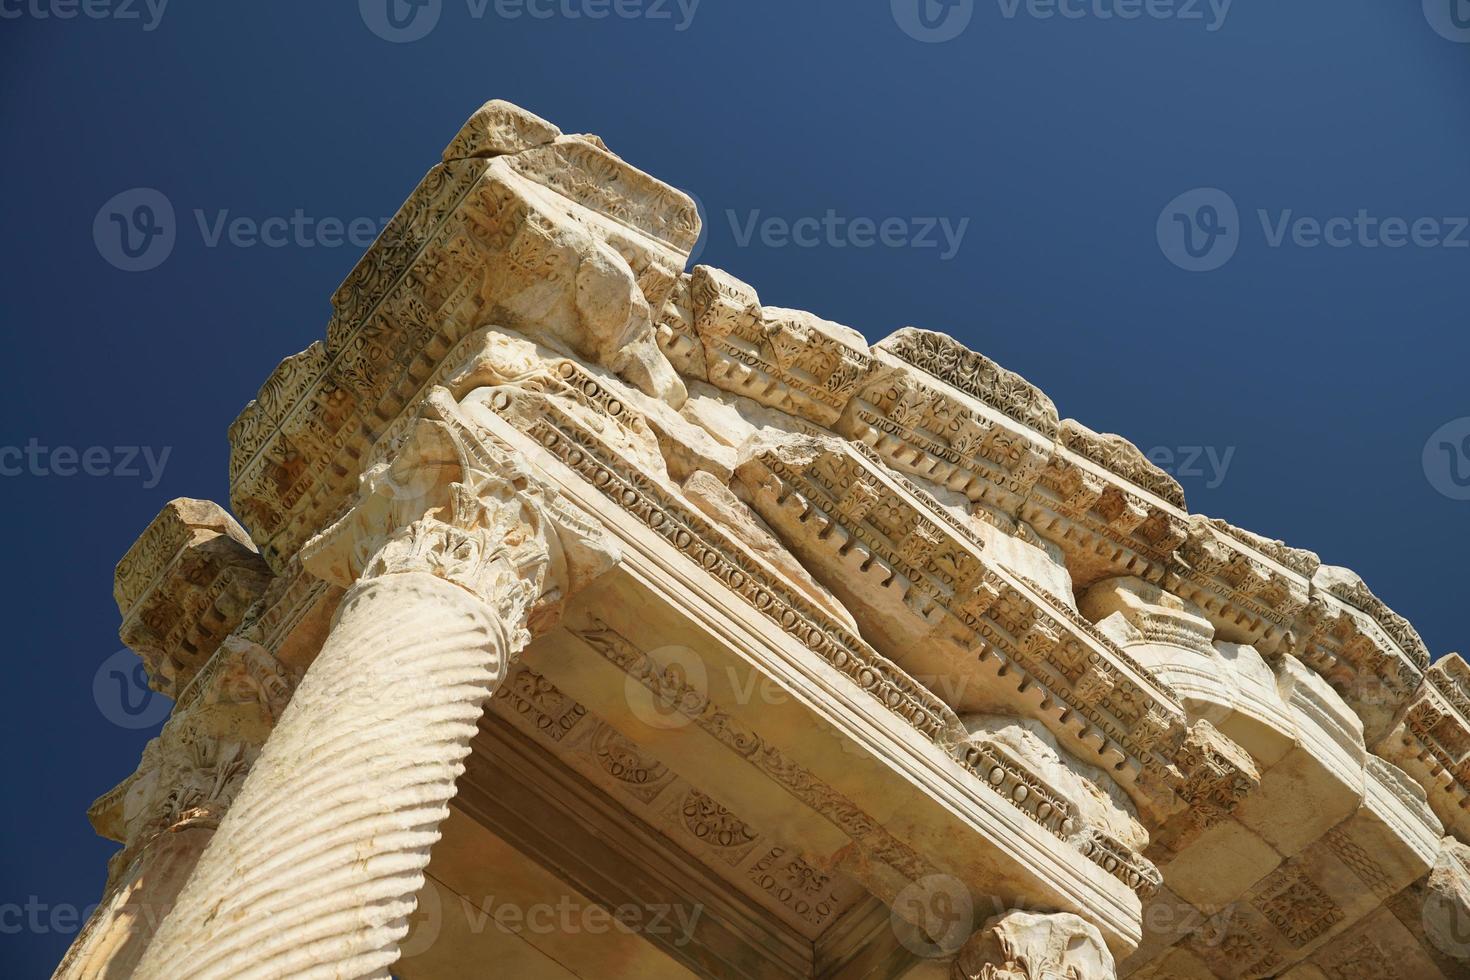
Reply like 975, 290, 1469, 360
301, 387, 618, 639
950, 910, 1116, 980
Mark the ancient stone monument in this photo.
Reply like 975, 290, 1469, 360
56, 100, 1470, 979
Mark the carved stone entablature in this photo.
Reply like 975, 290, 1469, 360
1316, 563, 1431, 669
230, 101, 698, 572
1068, 826, 1165, 900
114, 498, 274, 699
1376, 667, 1470, 842
731, 431, 1264, 847
877, 327, 1060, 440
1166, 514, 1311, 652
1293, 564, 1429, 746
1154, 719, 1260, 854
1203, 516, 1321, 580
1301, 598, 1425, 751
79, 99, 1470, 979
736, 435, 1184, 760
654, 272, 704, 380
469, 380, 960, 745
949, 728, 1161, 898
1024, 447, 1188, 585
1430, 654, 1470, 718
950, 737, 1080, 839
951, 910, 1115, 980
836, 348, 1051, 519
689, 265, 878, 427
1060, 419, 1186, 511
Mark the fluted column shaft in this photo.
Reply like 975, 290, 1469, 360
133, 570, 511, 980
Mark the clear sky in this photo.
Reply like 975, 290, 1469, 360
3, 1, 1468, 973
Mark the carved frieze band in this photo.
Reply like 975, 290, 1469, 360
572, 618, 936, 882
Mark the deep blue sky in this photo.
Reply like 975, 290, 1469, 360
3, 1, 1468, 973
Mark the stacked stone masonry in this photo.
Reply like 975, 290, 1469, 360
58, 100, 1469, 980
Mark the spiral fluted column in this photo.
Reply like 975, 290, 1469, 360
132, 405, 615, 980
132, 572, 507, 980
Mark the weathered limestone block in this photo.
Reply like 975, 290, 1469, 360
1178, 755, 1440, 977
114, 498, 272, 697
1081, 577, 1297, 768
441, 97, 562, 161
1301, 563, 1427, 745
1059, 419, 1186, 510
680, 470, 857, 631
467, 135, 696, 405
1377, 654, 1470, 844
960, 715, 1148, 854
840, 333, 1052, 528
690, 265, 878, 427
1231, 658, 1366, 859
951, 910, 1115, 979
